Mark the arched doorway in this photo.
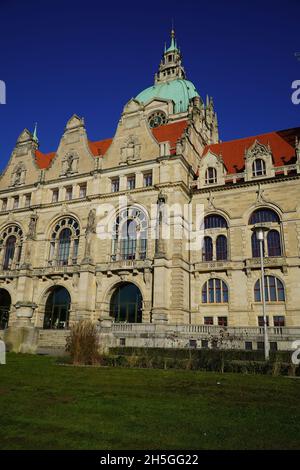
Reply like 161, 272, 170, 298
0, 289, 11, 329
43, 286, 71, 329
110, 283, 143, 323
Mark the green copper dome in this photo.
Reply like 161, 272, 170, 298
136, 79, 199, 114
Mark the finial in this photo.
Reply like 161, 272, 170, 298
33, 122, 39, 144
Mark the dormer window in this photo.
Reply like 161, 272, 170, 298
252, 159, 266, 177
205, 167, 217, 184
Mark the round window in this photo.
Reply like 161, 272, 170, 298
148, 111, 167, 128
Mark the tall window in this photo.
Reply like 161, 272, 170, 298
251, 232, 262, 258
254, 276, 285, 302
58, 228, 72, 266
267, 230, 282, 257
112, 207, 148, 262
79, 184, 87, 198
49, 218, 80, 266
127, 175, 136, 190
52, 189, 59, 203
216, 235, 227, 260
249, 209, 282, 257
24, 193, 31, 208
1, 199, 7, 211
111, 178, 120, 193
143, 172, 152, 187
202, 278, 228, 303
205, 167, 217, 184
1, 226, 23, 270
203, 236, 213, 261
3, 236, 16, 270
252, 159, 266, 177
203, 214, 228, 262
13, 196, 19, 209
65, 186, 73, 201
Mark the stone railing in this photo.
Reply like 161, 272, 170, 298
102, 322, 300, 351
109, 322, 300, 338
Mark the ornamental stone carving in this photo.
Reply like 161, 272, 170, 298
120, 135, 141, 164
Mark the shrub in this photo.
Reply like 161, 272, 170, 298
66, 320, 100, 365
107, 347, 299, 375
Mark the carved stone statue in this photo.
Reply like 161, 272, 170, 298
66, 154, 73, 173
83, 209, 96, 262
14, 170, 22, 185
86, 209, 96, 234
27, 214, 38, 239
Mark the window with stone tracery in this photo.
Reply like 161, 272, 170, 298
111, 207, 148, 261
249, 208, 282, 258
0, 225, 23, 270
48, 218, 80, 266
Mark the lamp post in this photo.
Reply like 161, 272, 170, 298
252, 224, 270, 360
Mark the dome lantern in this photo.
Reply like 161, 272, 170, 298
135, 29, 200, 114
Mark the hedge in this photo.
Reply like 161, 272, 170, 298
105, 347, 299, 375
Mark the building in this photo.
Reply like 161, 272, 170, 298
0, 30, 300, 353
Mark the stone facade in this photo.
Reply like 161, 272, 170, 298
1, 31, 300, 353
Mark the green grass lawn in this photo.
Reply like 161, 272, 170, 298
0, 353, 300, 450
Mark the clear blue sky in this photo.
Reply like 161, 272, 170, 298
0, 0, 299, 167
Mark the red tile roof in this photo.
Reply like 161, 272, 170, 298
34, 120, 188, 168
35, 149, 56, 169
34, 124, 299, 173
203, 128, 300, 173
152, 120, 188, 154
88, 138, 113, 156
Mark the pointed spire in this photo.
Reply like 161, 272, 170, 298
33, 122, 39, 144
166, 28, 178, 52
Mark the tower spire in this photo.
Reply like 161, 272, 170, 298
155, 29, 186, 84
32, 122, 39, 144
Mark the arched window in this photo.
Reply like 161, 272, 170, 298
205, 167, 217, 184
254, 276, 285, 302
43, 286, 71, 329
204, 214, 227, 229
203, 214, 228, 262
252, 159, 266, 177
1, 225, 23, 270
216, 235, 227, 260
110, 283, 143, 323
0, 289, 11, 329
267, 230, 282, 257
112, 207, 148, 261
203, 236, 213, 261
249, 208, 279, 225
202, 278, 228, 303
49, 218, 80, 266
249, 209, 282, 258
